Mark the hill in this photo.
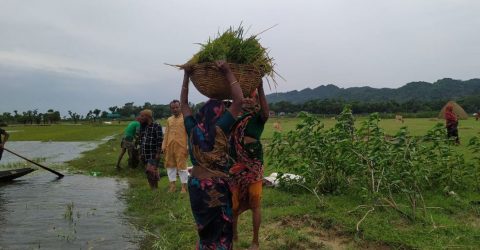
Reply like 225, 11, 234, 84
266, 78, 480, 103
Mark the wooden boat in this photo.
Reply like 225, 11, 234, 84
0, 168, 35, 182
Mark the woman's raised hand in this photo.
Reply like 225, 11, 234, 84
214, 60, 231, 74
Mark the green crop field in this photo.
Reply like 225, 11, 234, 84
264, 116, 479, 160
4, 123, 125, 141
265, 116, 479, 140
5, 116, 480, 249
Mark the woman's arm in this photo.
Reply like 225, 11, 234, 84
257, 81, 270, 121
180, 69, 193, 117
215, 60, 243, 117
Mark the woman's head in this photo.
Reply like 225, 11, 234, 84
446, 105, 454, 112
192, 99, 225, 152
196, 99, 225, 125
242, 90, 259, 113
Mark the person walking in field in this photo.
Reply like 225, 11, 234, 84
116, 117, 141, 169
445, 105, 460, 144
0, 128, 9, 161
181, 60, 244, 250
162, 100, 189, 193
229, 81, 269, 250
138, 109, 163, 189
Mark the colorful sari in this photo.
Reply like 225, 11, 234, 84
185, 100, 236, 250
229, 113, 265, 213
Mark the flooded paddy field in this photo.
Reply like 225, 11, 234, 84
0, 173, 142, 249
0, 141, 98, 166
0, 139, 143, 249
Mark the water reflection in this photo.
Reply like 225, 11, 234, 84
0, 173, 142, 249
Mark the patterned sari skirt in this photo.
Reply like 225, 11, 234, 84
188, 176, 233, 250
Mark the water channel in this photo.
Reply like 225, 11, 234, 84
0, 141, 142, 249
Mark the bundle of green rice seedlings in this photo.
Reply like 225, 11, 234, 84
178, 25, 280, 99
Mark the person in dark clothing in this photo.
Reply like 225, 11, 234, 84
138, 109, 163, 189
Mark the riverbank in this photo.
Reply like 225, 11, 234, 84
68, 131, 480, 249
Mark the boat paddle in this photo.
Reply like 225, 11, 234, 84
3, 148, 64, 178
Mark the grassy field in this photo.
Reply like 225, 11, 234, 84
265, 116, 479, 139
61, 117, 480, 249
3, 123, 125, 141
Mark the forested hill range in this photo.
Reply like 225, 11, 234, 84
266, 78, 480, 104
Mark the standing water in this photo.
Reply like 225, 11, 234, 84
0, 141, 143, 249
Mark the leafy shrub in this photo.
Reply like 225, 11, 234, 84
269, 106, 477, 222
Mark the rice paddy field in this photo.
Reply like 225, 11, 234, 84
3, 117, 480, 249
4, 123, 125, 141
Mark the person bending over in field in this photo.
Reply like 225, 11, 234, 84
162, 100, 189, 193
116, 117, 141, 169
229, 81, 269, 250
0, 127, 9, 162
138, 109, 163, 189
445, 105, 460, 144
181, 60, 243, 250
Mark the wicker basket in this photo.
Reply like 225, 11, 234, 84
189, 62, 263, 100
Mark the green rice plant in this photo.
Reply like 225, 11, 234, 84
185, 24, 280, 84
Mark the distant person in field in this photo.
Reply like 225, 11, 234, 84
162, 100, 189, 193
0, 128, 9, 161
116, 117, 141, 169
273, 121, 282, 131
229, 81, 269, 250
181, 60, 243, 250
445, 105, 460, 144
138, 109, 163, 189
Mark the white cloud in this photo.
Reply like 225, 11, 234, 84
0, 50, 144, 83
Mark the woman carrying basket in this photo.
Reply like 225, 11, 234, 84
180, 60, 244, 249
229, 82, 269, 250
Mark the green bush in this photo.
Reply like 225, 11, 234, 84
269, 106, 478, 222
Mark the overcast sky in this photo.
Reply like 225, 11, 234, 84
1, 0, 479, 115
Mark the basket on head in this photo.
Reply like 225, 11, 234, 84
189, 62, 263, 100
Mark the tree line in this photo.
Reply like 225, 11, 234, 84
269, 94, 480, 116
2, 94, 480, 125
0, 109, 61, 125
0, 102, 197, 125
